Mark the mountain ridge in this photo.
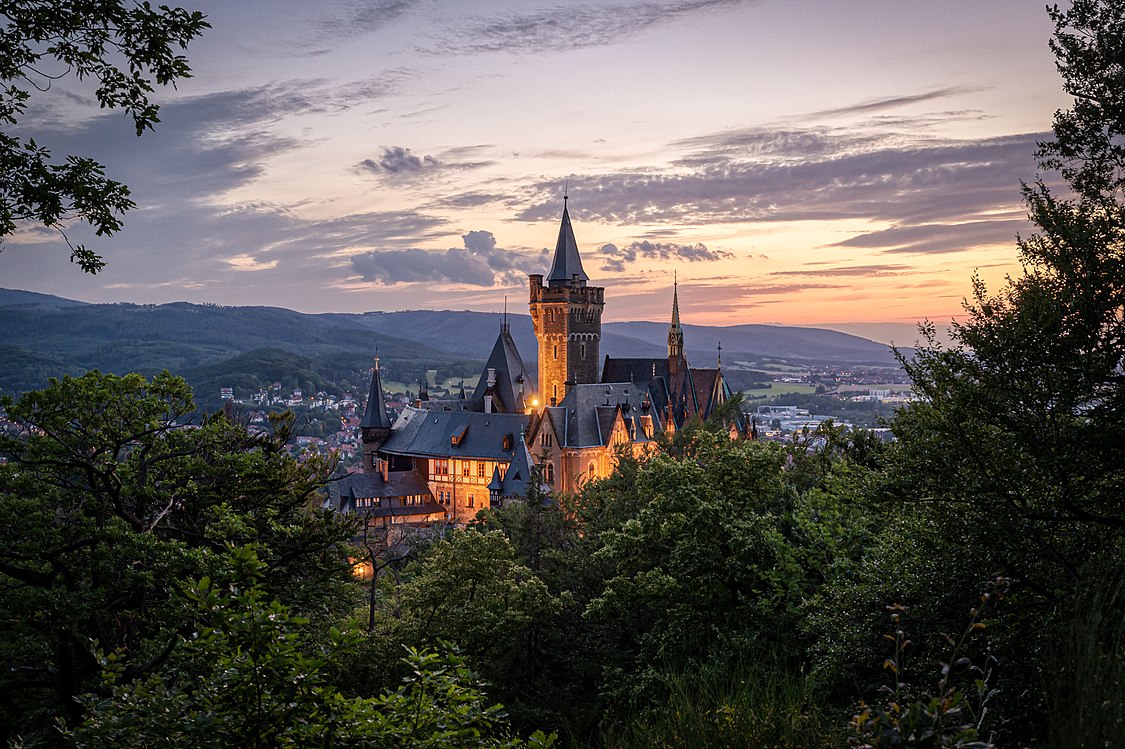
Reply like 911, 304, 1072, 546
1, 290, 904, 402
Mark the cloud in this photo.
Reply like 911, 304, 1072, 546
357, 145, 496, 179
598, 239, 733, 271
225, 253, 279, 272
829, 219, 1027, 255
805, 86, 989, 119
517, 127, 1043, 247
359, 146, 442, 175
317, 0, 417, 40
442, 0, 750, 54
770, 264, 913, 278
349, 230, 547, 286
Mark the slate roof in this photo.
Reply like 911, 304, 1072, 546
691, 367, 720, 418
471, 329, 535, 413
546, 382, 661, 448
498, 438, 541, 497
327, 470, 442, 519
381, 406, 530, 460
359, 359, 392, 429
601, 355, 694, 428
546, 201, 588, 287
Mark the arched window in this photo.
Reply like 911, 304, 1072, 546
545, 462, 555, 484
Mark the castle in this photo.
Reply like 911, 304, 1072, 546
329, 199, 746, 525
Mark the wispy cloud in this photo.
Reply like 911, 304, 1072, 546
598, 239, 733, 272
770, 263, 913, 277
517, 126, 1042, 263
805, 86, 989, 119
829, 219, 1027, 255
441, 0, 751, 54
356, 145, 495, 180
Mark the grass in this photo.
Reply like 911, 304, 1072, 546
1046, 569, 1125, 748
594, 661, 841, 749
742, 383, 819, 400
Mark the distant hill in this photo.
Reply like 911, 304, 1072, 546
0, 288, 89, 308
606, 321, 903, 366
0, 300, 478, 404
1, 291, 904, 403
323, 311, 897, 367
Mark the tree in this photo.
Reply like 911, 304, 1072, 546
71, 548, 555, 749
0, 371, 357, 744
894, 0, 1125, 583
1, 1, 208, 272
871, 2, 1125, 742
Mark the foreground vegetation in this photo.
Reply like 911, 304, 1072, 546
2, 1, 1124, 745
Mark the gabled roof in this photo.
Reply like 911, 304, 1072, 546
471, 329, 535, 413
382, 406, 530, 460
601, 355, 692, 428
547, 382, 660, 448
546, 201, 588, 287
499, 437, 538, 497
690, 367, 720, 419
327, 470, 440, 518
360, 358, 392, 429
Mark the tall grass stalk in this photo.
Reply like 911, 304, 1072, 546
1047, 570, 1125, 748
595, 660, 840, 749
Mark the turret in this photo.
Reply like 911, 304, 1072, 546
529, 196, 605, 406
360, 354, 393, 472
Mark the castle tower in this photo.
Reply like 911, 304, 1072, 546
668, 275, 685, 377
359, 354, 393, 472
529, 197, 604, 406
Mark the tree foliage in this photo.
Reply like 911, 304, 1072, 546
0, 371, 356, 744
894, 0, 1125, 580
0, 1, 208, 271
71, 547, 554, 749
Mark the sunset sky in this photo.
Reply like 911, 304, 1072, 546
3, 0, 1070, 328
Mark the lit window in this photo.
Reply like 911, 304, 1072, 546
462, 461, 470, 477
468, 495, 475, 508
477, 462, 486, 478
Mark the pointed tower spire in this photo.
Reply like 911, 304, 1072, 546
708, 343, 728, 416
668, 273, 685, 360
360, 351, 393, 472
672, 271, 681, 326
546, 199, 588, 287
360, 352, 391, 430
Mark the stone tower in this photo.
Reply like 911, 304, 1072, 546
529, 198, 604, 406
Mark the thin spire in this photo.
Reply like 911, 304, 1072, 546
717, 342, 722, 368
671, 272, 681, 327
668, 274, 685, 359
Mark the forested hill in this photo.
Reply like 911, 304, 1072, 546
0, 295, 478, 402
1, 290, 901, 400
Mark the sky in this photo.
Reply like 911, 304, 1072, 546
2, 0, 1071, 329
